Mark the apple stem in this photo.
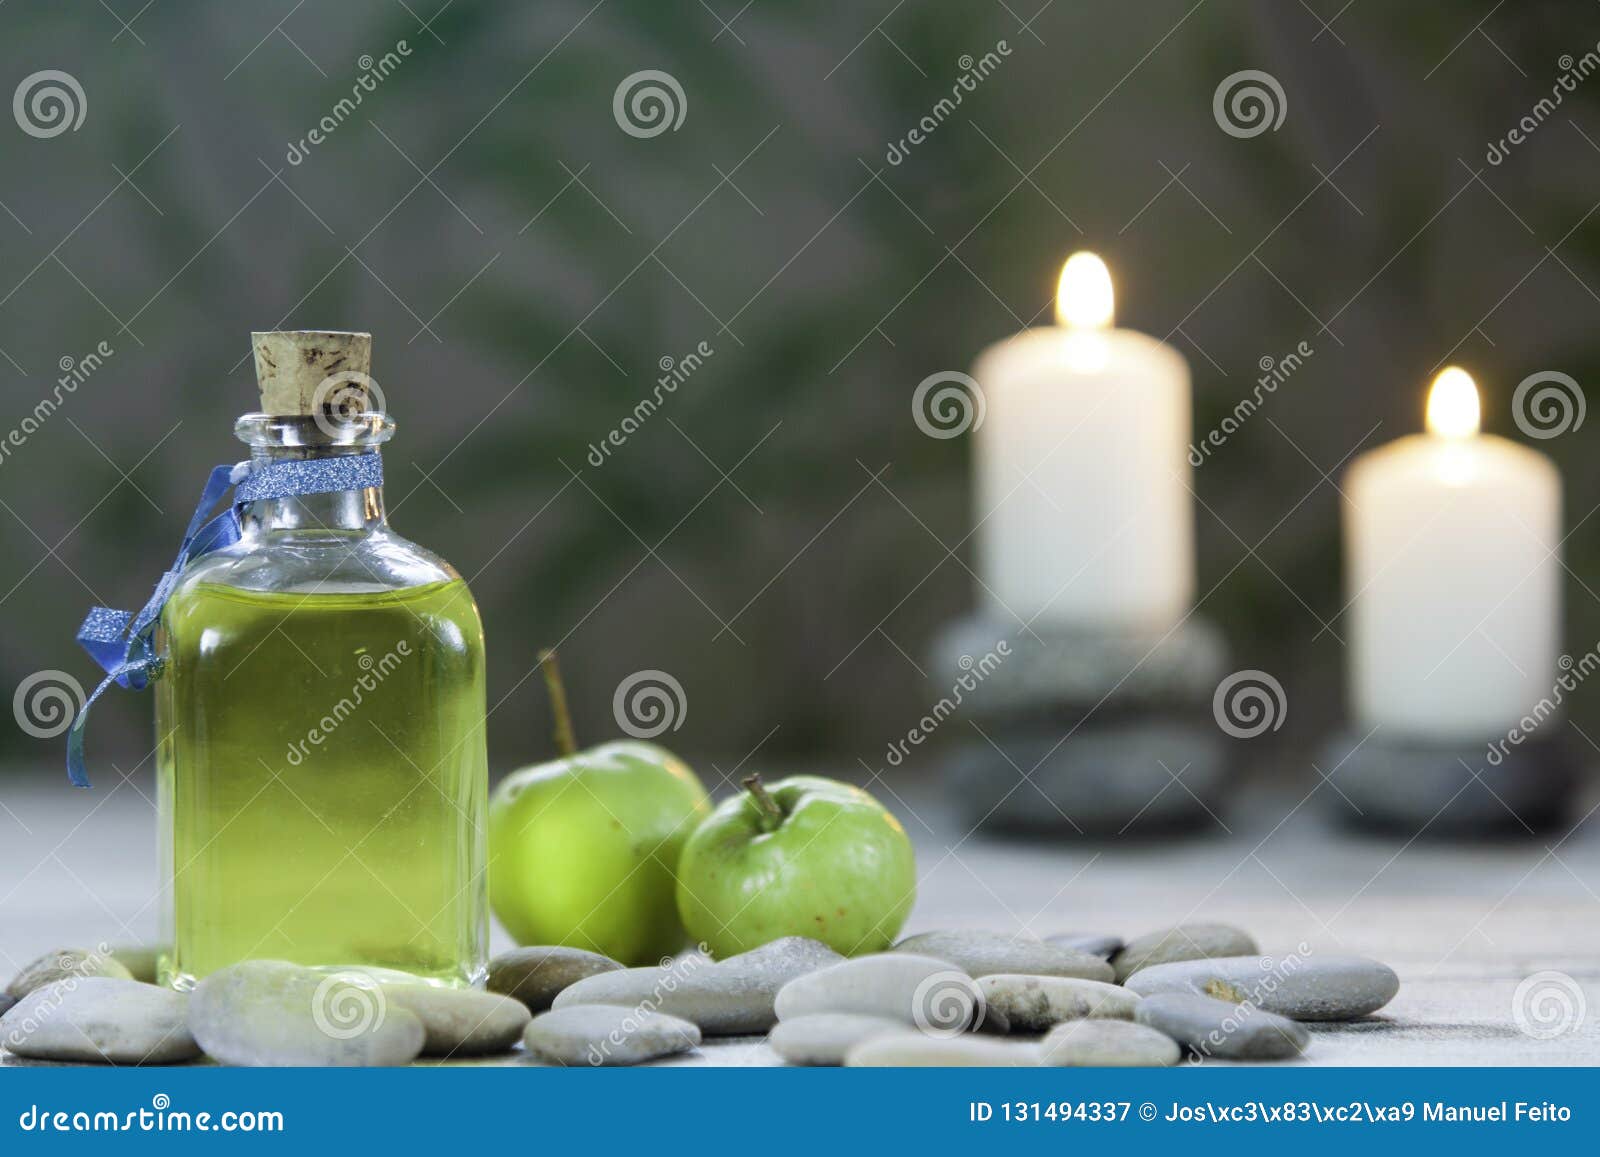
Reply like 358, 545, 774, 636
742, 774, 784, 833
538, 648, 579, 757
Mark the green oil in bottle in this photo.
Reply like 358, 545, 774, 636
155, 578, 487, 989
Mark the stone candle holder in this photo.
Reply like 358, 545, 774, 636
1317, 728, 1581, 835
927, 612, 1232, 836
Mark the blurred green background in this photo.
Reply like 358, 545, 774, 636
1, 0, 1597, 780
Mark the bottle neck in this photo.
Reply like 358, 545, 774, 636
240, 445, 386, 535
234, 411, 393, 537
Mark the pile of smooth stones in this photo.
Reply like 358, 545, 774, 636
0, 924, 1398, 1066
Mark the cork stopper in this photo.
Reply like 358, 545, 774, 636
251, 331, 374, 417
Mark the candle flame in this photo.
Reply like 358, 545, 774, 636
1425, 366, 1480, 438
1056, 251, 1114, 330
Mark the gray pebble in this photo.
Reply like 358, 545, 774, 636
767, 1013, 905, 1065
523, 1005, 699, 1066
894, 931, 1114, 982
1135, 992, 1308, 1060
486, 947, 623, 1012
775, 953, 979, 1031
1040, 1019, 1182, 1067
1045, 932, 1124, 960
1113, 923, 1257, 982
846, 1031, 1040, 1067
972, 1003, 1012, 1035
1124, 954, 1399, 1021
0, 977, 200, 1065
188, 961, 424, 1067
977, 974, 1139, 1032
7, 948, 133, 999
0, 995, 14, 1018
552, 937, 841, 1035
382, 985, 531, 1056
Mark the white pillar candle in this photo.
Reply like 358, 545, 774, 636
1344, 366, 1562, 740
971, 252, 1194, 630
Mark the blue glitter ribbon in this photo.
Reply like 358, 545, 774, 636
66, 452, 384, 788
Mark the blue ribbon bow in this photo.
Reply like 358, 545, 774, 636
67, 452, 384, 788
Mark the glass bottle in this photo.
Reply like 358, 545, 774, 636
153, 331, 487, 990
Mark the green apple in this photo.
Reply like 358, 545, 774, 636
489, 652, 710, 966
675, 774, 916, 959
